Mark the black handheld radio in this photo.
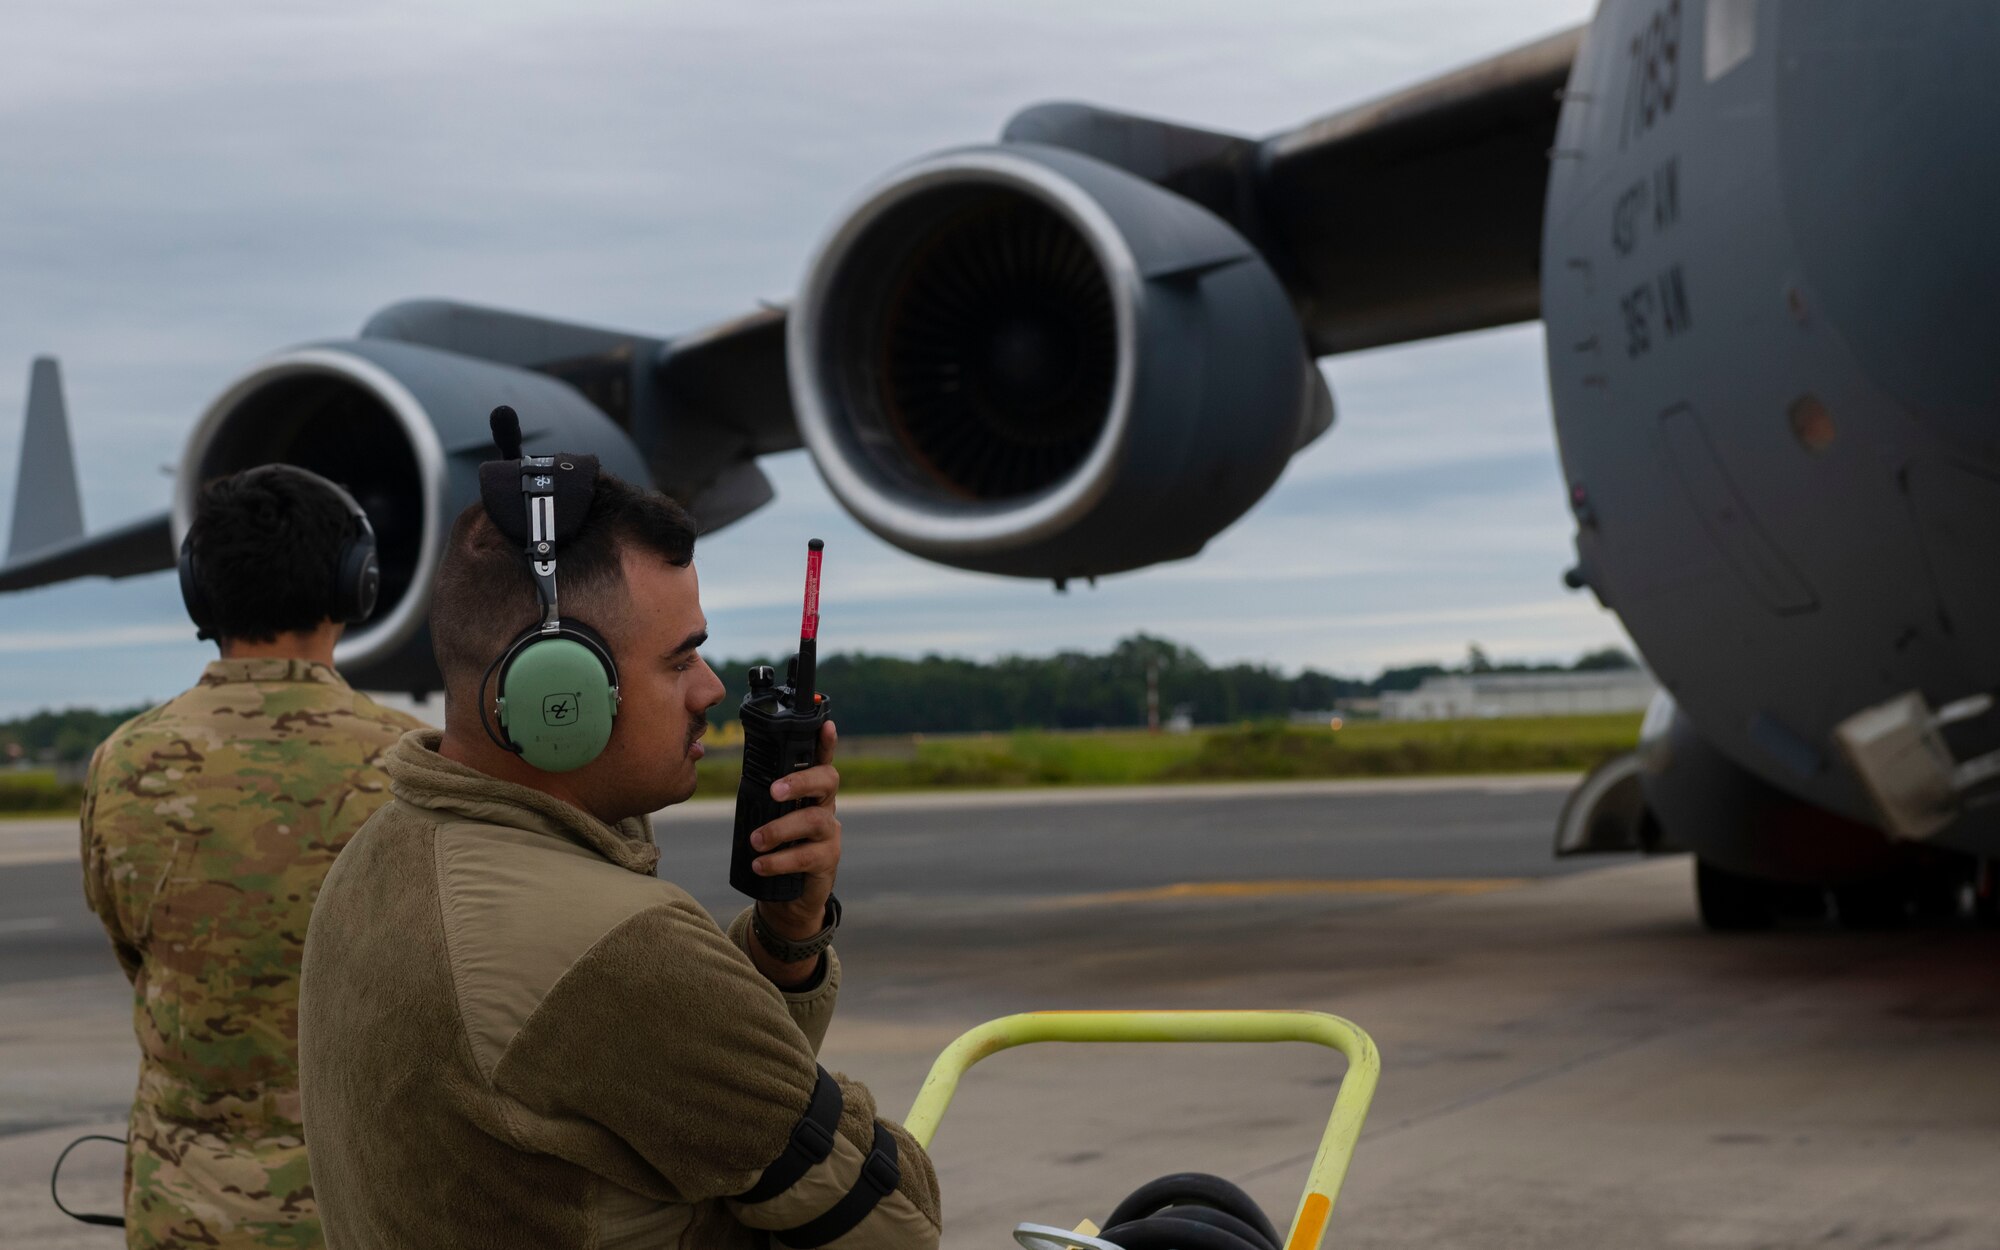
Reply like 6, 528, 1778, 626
730, 539, 831, 901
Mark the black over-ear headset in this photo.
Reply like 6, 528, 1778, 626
177, 464, 381, 643
475, 406, 621, 773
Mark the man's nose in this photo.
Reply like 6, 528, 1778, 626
697, 662, 726, 712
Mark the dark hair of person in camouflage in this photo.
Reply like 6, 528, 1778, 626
429, 474, 699, 690
188, 468, 357, 642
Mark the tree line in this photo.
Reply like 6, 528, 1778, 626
703, 635, 1636, 737
2, 637, 1637, 760
1, 705, 145, 767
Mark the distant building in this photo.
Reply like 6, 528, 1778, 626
1332, 697, 1382, 720
1378, 669, 1658, 720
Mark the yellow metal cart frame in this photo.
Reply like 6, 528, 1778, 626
904, 1011, 1381, 1250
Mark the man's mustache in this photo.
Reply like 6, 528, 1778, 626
687, 713, 709, 745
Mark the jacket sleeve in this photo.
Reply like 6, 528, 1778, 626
77, 742, 141, 982
489, 899, 940, 1249
727, 905, 840, 1055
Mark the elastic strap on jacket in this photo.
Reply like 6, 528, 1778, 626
736, 1066, 842, 1206
774, 1122, 900, 1248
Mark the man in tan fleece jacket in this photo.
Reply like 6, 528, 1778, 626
297, 475, 941, 1249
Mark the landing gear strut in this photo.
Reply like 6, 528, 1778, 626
1694, 859, 1778, 931
1698, 856, 1983, 932
1831, 880, 1908, 930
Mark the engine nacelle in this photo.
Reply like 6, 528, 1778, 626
174, 338, 648, 693
789, 143, 1330, 580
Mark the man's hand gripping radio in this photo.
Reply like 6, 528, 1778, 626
731, 539, 832, 902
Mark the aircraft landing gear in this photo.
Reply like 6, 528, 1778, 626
1830, 880, 1906, 930
1695, 859, 1778, 931
1833, 862, 1970, 929
1975, 862, 2000, 929
1692, 841, 1981, 933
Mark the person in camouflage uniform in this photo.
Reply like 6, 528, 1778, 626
80, 466, 423, 1249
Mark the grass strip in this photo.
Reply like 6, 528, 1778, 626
697, 714, 1640, 798
3, 715, 1640, 813
0, 770, 84, 814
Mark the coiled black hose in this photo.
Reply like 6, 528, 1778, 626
1098, 1172, 1279, 1250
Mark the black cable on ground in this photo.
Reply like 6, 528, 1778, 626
50, 1134, 126, 1228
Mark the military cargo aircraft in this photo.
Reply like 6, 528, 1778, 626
6, 0, 1998, 928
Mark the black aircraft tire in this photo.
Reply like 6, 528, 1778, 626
1832, 880, 1908, 930
1696, 859, 1777, 932
1976, 894, 2000, 931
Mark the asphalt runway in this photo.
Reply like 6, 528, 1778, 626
8, 775, 1999, 1249
0, 776, 1585, 989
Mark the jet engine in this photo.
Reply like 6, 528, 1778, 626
173, 338, 649, 692
788, 143, 1331, 580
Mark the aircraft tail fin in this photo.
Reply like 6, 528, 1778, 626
7, 357, 86, 561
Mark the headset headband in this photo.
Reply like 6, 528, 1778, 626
477, 406, 601, 617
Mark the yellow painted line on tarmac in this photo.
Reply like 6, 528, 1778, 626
1041, 877, 1532, 908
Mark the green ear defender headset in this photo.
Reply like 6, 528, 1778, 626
476, 405, 620, 773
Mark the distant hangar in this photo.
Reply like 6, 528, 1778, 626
1378, 670, 1659, 721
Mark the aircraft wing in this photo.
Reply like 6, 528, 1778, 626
1004, 24, 1584, 355
0, 510, 174, 591
762, 24, 1582, 581
0, 26, 1586, 627
1260, 24, 1583, 353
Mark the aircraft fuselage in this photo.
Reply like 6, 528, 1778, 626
1544, 0, 2000, 862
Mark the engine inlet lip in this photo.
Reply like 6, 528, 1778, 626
789, 146, 1140, 554
174, 347, 449, 669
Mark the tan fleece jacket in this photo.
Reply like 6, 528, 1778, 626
297, 731, 941, 1250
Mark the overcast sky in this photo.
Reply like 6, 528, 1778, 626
0, 0, 1619, 716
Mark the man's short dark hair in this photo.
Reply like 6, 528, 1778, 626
430, 473, 698, 686
189, 468, 356, 643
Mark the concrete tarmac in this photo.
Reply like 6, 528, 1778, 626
0, 775, 1589, 989
6, 776, 1998, 1248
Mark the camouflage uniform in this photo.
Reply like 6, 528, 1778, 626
80, 658, 424, 1250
